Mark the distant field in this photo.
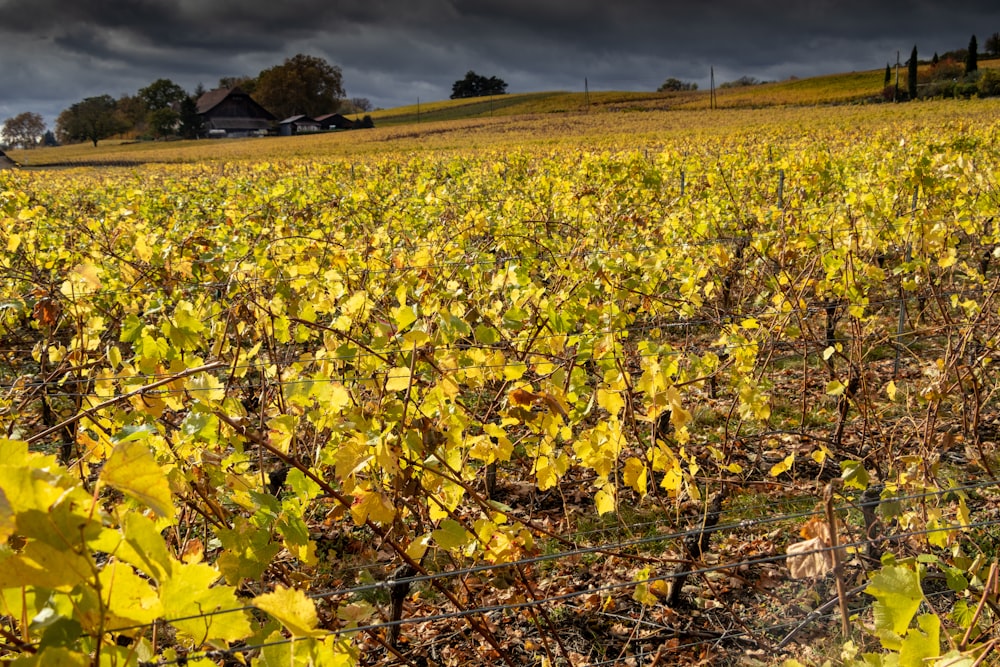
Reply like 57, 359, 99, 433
9, 58, 1000, 168
9, 94, 1000, 169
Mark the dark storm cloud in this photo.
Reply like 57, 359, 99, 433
1, 0, 997, 129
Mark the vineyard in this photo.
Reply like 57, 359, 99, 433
2, 100, 1000, 666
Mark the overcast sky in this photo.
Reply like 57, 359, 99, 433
1, 0, 996, 126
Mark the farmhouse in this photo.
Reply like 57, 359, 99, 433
314, 113, 356, 130
196, 87, 275, 138
0, 150, 18, 169
278, 115, 321, 136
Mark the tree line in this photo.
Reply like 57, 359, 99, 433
887, 33, 1000, 102
3, 54, 376, 148
655, 31, 1000, 101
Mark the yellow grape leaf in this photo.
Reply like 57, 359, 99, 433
99, 560, 164, 626
0, 539, 94, 592
822, 346, 835, 360
623, 457, 647, 495
769, 453, 795, 478
503, 362, 527, 381
162, 561, 253, 642
25, 648, 88, 667
649, 579, 671, 598
186, 371, 225, 403
254, 585, 324, 638
632, 567, 658, 605
958, 497, 970, 527
385, 366, 412, 392
311, 381, 351, 415
535, 455, 561, 491
0, 488, 13, 543
594, 487, 616, 515
597, 388, 625, 415
72, 262, 103, 290
100, 440, 175, 520
350, 490, 396, 526
134, 233, 153, 262
393, 303, 418, 332
886, 381, 897, 401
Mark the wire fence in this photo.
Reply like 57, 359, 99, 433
22, 477, 980, 666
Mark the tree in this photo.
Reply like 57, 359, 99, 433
147, 108, 179, 139
884, 63, 891, 86
908, 45, 918, 100
987, 32, 1000, 58
657, 77, 697, 92
139, 78, 187, 112
450, 71, 508, 99
57, 95, 129, 146
115, 94, 147, 134
254, 54, 345, 120
966, 35, 978, 74
219, 76, 256, 94
349, 97, 373, 112
719, 76, 761, 89
177, 96, 203, 139
137, 78, 187, 139
2, 112, 46, 149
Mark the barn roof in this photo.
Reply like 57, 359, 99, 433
196, 87, 276, 120
279, 115, 318, 124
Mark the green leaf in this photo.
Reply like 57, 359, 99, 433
253, 585, 325, 638
475, 324, 499, 345
432, 519, 472, 550
840, 460, 870, 490
217, 517, 282, 585
100, 440, 175, 520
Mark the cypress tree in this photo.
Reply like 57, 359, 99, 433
884, 63, 891, 86
908, 45, 918, 100
966, 35, 978, 74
